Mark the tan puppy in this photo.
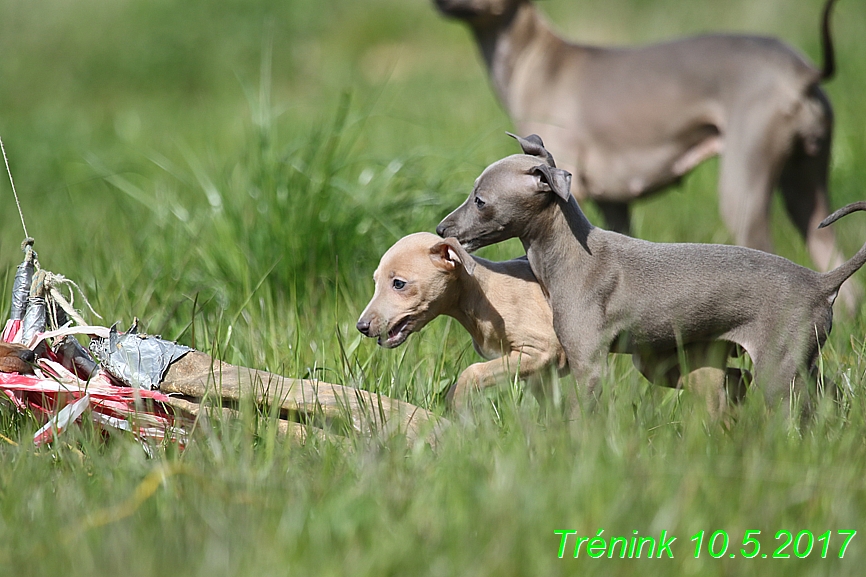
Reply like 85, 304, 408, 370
356, 232, 566, 407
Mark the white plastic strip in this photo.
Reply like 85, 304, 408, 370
33, 394, 91, 444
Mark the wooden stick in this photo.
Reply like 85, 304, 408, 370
160, 351, 447, 447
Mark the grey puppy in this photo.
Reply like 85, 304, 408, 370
437, 134, 866, 412
433, 0, 856, 309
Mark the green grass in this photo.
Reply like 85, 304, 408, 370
2, 0, 866, 575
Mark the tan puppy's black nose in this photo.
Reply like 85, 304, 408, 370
356, 319, 371, 336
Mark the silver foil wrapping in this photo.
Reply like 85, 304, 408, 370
10, 259, 34, 320
20, 296, 46, 345
90, 325, 192, 390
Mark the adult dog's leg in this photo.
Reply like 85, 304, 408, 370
778, 93, 859, 311
596, 200, 631, 237
717, 108, 792, 253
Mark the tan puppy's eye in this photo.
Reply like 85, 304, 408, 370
392, 278, 407, 290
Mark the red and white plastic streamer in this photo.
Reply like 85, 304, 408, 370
1, 300, 190, 447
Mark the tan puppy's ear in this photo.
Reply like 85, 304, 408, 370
430, 238, 476, 276
531, 164, 573, 202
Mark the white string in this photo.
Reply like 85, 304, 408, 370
48, 272, 103, 321
0, 135, 29, 239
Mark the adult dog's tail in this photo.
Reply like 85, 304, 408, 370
818, 0, 839, 81
818, 201, 866, 293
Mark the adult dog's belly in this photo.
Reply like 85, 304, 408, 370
517, 109, 722, 203
577, 131, 722, 202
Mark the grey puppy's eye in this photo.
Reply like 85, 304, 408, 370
392, 278, 406, 290
474, 196, 485, 208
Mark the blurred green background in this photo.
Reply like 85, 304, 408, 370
1, 1, 866, 575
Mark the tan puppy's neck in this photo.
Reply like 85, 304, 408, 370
446, 261, 502, 351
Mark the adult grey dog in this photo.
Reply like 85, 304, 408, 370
437, 134, 866, 413
433, 0, 856, 309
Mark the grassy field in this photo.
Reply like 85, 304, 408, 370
2, 0, 866, 575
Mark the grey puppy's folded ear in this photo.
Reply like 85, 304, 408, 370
531, 164, 572, 202
506, 132, 556, 167
430, 237, 476, 275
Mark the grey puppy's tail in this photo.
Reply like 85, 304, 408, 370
818, 200, 866, 292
